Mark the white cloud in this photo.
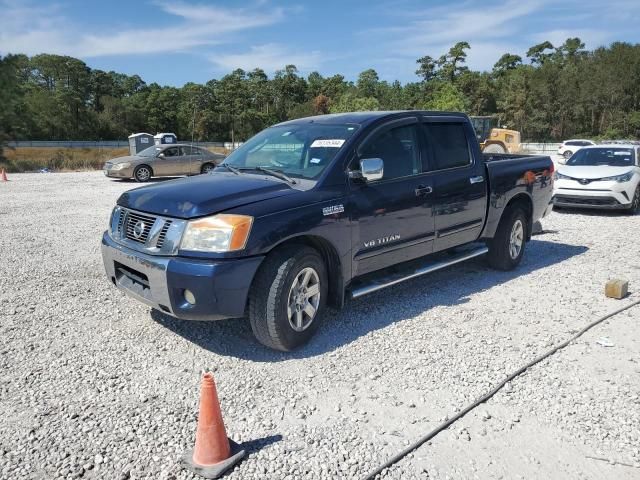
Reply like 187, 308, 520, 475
530, 29, 611, 50
364, 0, 640, 75
209, 44, 322, 74
0, 0, 286, 57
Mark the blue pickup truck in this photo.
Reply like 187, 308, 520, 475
102, 111, 554, 350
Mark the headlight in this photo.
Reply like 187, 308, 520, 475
112, 163, 131, 170
180, 214, 253, 252
603, 171, 634, 183
555, 172, 571, 180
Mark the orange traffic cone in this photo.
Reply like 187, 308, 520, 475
1, 169, 7, 182
181, 372, 245, 478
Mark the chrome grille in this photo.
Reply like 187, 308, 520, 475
156, 220, 172, 248
123, 211, 156, 244
110, 206, 186, 255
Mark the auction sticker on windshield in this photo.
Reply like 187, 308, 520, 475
311, 139, 346, 148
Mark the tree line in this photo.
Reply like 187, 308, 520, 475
1, 38, 640, 157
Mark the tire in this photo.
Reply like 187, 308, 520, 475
201, 162, 215, 174
563, 150, 573, 160
249, 246, 327, 351
627, 186, 640, 215
483, 143, 506, 154
487, 207, 528, 271
134, 165, 153, 182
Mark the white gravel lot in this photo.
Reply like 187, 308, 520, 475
1, 171, 639, 480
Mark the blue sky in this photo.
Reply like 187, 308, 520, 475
2, 0, 639, 86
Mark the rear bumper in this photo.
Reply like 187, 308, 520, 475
101, 232, 264, 320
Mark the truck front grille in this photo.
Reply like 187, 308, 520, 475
123, 211, 155, 244
110, 207, 184, 254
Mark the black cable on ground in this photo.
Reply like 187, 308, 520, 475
364, 297, 640, 480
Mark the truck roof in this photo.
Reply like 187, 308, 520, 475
274, 110, 468, 128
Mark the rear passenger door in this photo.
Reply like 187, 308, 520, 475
179, 146, 201, 174
420, 119, 487, 252
349, 118, 436, 276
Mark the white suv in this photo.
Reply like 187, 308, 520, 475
553, 145, 640, 213
558, 139, 596, 161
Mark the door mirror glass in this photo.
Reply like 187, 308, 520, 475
360, 158, 384, 182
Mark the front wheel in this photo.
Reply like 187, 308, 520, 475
628, 186, 640, 214
487, 207, 528, 271
134, 165, 153, 182
200, 162, 215, 174
249, 246, 327, 351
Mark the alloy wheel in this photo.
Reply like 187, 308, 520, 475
509, 219, 524, 259
287, 267, 321, 332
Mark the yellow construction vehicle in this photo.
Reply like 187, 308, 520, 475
470, 116, 522, 154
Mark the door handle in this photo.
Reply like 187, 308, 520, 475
415, 185, 433, 196
469, 176, 484, 184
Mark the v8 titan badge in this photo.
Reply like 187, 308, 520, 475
322, 204, 345, 216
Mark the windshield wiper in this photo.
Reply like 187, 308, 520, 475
219, 163, 241, 175
241, 166, 297, 184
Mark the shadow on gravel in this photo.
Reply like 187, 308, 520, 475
151, 239, 588, 362
240, 434, 283, 454
111, 176, 184, 184
553, 206, 633, 217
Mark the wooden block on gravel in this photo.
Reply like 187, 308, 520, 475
605, 279, 628, 299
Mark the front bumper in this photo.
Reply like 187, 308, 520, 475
553, 180, 634, 210
101, 232, 264, 320
104, 168, 133, 178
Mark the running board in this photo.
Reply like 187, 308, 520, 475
350, 245, 489, 299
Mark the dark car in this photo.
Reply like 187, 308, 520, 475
103, 144, 225, 182
101, 111, 555, 350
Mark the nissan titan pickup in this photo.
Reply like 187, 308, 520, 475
102, 111, 555, 351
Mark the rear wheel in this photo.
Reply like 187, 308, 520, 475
483, 143, 506, 154
201, 162, 215, 174
563, 150, 573, 160
134, 165, 153, 182
249, 246, 327, 351
487, 207, 528, 271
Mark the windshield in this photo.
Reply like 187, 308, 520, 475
221, 123, 359, 180
567, 148, 635, 167
137, 145, 162, 157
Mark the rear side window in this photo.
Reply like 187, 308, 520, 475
422, 123, 471, 170
360, 124, 420, 180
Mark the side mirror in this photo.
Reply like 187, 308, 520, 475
359, 158, 384, 182
158, 153, 165, 158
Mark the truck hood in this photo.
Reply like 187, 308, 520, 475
117, 172, 299, 218
558, 165, 635, 179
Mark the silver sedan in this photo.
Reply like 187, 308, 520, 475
103, 144, 225, 182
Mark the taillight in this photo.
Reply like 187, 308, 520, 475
549, 162, 555, 174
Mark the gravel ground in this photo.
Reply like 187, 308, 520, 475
1, 171, 639, 480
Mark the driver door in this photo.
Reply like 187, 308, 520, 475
348, 118, 436, 276
154, 147, 181, 175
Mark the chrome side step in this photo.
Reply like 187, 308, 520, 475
350, 245, 489, 299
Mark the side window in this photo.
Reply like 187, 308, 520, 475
180, 146, 199, 155
163, 147, 179, 157
360, 124, 420, 180
422, 123, 471, 170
